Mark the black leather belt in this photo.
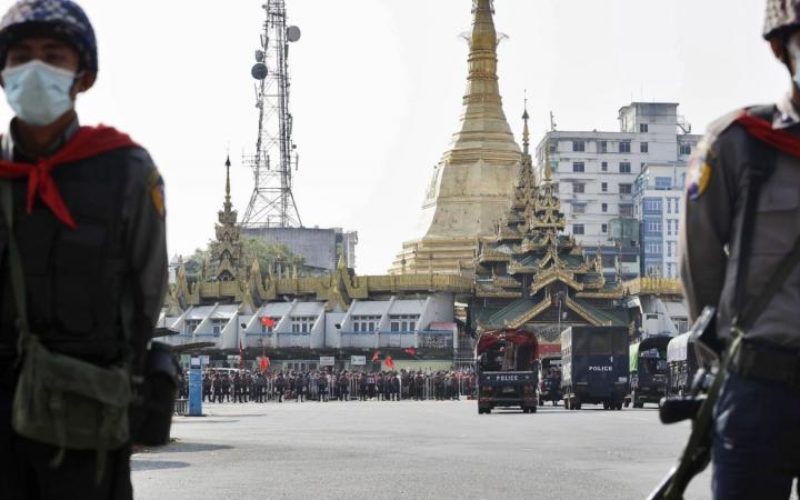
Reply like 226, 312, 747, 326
729, 340, 800, 392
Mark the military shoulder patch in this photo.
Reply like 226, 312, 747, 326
147, 168, 165, 218
686, 151, 712, 201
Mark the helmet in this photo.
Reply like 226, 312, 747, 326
764, 0, 800, 40
0, 0, 97, 72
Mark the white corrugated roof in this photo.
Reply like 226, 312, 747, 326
261, 302, 293, 316
210, 304, 239, 319
350, 301, 389, 316
291, 302, 325, 317
389, 300, 426, 315
185, 306, 215, 320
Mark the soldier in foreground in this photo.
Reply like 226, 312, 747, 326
674, 1, 800, 498
0, 1, 167, 498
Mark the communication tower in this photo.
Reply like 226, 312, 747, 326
241, 0, 303, 228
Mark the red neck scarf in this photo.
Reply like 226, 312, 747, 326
0, 125, 139, 229
735, 112, 800, 160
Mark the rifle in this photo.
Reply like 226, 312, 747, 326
647, 307, 734, 500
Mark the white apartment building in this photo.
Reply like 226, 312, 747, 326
634, 163, 688, 279
535, 102, 700, 254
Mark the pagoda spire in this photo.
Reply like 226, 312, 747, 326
446, 0, 517, 154
224, 155, 232, 212
522, 91, 530, 155
214, 156, 241, 282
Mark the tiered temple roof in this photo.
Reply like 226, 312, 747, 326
472, 106, 630, 337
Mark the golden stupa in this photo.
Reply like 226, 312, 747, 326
389, 0, 521, 276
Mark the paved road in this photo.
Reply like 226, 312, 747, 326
131, 400, 712, 500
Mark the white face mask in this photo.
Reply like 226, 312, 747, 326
2, 60, 76, 126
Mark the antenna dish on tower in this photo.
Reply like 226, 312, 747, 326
251, 63, 268, 80
255, 50, 265, 62
286, 25, 301, 42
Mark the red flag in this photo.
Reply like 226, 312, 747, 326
384, 355, 396, 370
371, 350, 380, 362
260, 316, 275, 328
259, 357, 270, 373
404, 348, 417, 357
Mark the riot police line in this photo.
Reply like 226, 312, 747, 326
181, 369, 478, 406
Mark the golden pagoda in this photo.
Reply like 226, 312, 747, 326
389, 0, 521, 276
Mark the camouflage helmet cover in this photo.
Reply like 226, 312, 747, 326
765, 0, 800, 39
0, 0, 97, 72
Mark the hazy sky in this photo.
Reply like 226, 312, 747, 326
0, 1, 786, 274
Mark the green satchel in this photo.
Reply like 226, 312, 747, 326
1, 181, 131, 476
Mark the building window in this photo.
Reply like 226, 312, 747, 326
572, 140, 585, 152
643, 198, 662, 212
601, 203, 608, 213
640, 123, 649, 133
619, 162, 632, 174
673, 198, 680, 214
572, 202, 587, 214
390, 315, 418, 332
184, 319, 201, 335
601, 224, 608, 233
645, 219, 662, 233
573, 161, 585, 173
291, 316, 316, 334
549, 140, 557, 154
640, 142, 649, 153
619, 204, 634, 217
655, 177, 672, 190
619, 141, 631, 153
601, 182, 608, 192
601, 161, 608, 171
573, 224, 585, 235
619, 183, 633, 194
552, 183, 559, 193
646, 241, 663, 256
352, 315, 381, 333
679, 144, 692, 155
573, 182, 585, 193
599, 141, 608, 153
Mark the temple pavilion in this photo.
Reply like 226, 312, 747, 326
470, 108, 633, 351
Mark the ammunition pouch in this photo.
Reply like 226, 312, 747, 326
129, 341, 179, 446
12, 336, 130, 458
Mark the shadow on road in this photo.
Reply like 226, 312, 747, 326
156, 441, 234, 454
131, 460, 190, 472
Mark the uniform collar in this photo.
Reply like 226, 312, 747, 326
773, 93, 800, 130
5, 115, 81, 162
